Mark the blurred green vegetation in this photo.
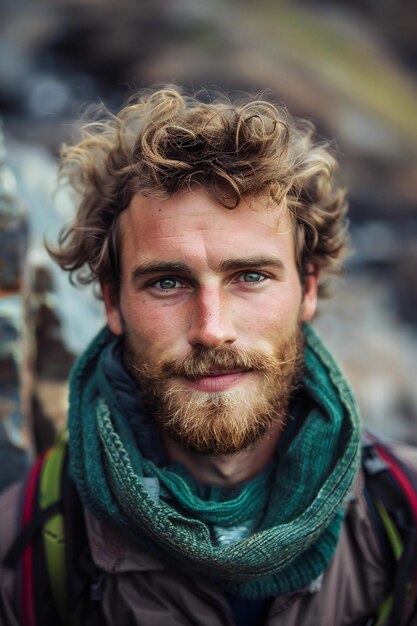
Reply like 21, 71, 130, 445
243, 1, 417, 145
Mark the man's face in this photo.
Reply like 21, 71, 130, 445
103, 190, 318, 455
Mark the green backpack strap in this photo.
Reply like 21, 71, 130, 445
363, 434, 417, 626
373, 500, 404, 626
38, 438, 71, 626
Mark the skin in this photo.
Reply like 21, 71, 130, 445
102, 189, 318, 487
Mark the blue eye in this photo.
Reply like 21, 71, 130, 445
155, 277, 181, 290
240, 272, 265, 283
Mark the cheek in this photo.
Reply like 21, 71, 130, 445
121, 296, 187, 355
254, 308, 299, 337
237, 289, 302, 343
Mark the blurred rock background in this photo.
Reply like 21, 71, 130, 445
0, 0, 416, 491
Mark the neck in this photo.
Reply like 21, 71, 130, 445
162, 422, 283, 488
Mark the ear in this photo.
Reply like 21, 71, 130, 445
102, 283, 123, 336
301, 269, 319, 322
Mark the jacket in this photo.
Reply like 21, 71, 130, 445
1, 455, 415, 626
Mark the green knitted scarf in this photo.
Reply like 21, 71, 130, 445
68, 324, 361, 599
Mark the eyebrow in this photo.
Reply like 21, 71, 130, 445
219, 256, 286, 273
131, 262, 193, 282
130, 256, 286, 283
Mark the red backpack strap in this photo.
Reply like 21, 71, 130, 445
2, 450, 64, 626
20, 452, 48, 626
363, 432, 417, 625
373, 442, 417, 529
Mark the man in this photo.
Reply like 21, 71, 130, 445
0, 86, 415, 625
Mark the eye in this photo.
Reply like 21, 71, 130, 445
236, 271, 267, 283
151, 277, 185, 291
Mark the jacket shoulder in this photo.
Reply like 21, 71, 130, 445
0, 482, 24, 561
0, 481, 24, 626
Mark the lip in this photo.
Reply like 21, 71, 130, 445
183, 371, 251, 392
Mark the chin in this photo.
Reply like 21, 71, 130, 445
157, 379, 285, 457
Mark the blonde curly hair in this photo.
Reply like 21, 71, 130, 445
48, 86, 349, 297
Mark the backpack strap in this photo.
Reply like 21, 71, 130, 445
2, 442, 69, 626
38, 442, 71, 626
3, 439, 105, 626
362, 433, 417, 626
20, 452, 47, 626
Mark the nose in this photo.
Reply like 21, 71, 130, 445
187, 287, 237, 349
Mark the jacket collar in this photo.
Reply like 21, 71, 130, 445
85, 509, 164, 573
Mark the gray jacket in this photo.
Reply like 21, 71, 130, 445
0, 445, 416, 625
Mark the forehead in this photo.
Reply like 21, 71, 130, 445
118, 191, 295, 266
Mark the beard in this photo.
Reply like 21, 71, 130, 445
124, 327, 305, 457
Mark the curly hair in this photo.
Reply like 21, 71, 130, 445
48, 86, 349, 297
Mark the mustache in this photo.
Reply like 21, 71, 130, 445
156, 346, 299, 380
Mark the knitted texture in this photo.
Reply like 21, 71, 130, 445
68, 324, 361, 599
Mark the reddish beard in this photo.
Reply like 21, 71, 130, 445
124, 328, 304, 456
